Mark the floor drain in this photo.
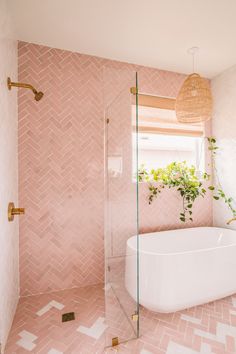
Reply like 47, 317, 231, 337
62, 312, 75, 322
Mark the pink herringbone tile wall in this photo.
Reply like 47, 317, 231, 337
18, 41, 213, 296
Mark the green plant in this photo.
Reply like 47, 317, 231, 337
138, 164, 149, 182
139, 136, 236, 224
139, 162, 209, 222
207, 137, 236, 216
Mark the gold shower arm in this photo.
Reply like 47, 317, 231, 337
7, 77, 44, 101
8, 78, 36, 93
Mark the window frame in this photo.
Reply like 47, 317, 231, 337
132, 92, 207, 182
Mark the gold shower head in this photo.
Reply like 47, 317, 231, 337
32, 88, 44, 101
7, 77, 44, 101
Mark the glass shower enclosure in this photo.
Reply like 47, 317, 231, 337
104, 69, 139, 348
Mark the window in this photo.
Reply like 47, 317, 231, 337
132, 94, 206, 177
134, 133, 205, 172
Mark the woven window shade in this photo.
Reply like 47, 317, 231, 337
175, 73, 213, 123
132, 104, 204, 137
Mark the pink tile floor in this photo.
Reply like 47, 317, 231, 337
5, 283, 236, 354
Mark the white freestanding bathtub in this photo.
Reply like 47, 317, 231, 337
125, 227, 236, 313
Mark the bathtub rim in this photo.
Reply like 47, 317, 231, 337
127, 226, 236, 256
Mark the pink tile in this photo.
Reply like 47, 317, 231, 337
5, 284, 236, 353
18, 41, 212, 297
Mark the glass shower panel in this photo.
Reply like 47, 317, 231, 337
104, 69, 139, 348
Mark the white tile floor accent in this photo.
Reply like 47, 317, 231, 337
16, 330, 38, 351
194, 322, 236, 344
77, 316, 108, 340
167, 341, 213, 354
47, 349, 63, 354
180, 314, 202, 325
36, 300, 64, 316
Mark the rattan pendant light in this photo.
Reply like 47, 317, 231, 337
175, 47, 213, 123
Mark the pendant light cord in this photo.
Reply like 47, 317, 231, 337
187, 46, 199, 73
192, 51, 195, 73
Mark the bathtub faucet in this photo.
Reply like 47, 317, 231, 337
226, 217, 236, 225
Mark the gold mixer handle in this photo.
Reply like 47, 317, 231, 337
8, 202, 25, 222
11, 207, 25, 215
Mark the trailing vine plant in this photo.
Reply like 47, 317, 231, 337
207, 137, 236, 217
139, 137, 236, 222
139, 162, 209, 222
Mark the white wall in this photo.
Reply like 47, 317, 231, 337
0, 0, 19, 350
212, 65, 236, 228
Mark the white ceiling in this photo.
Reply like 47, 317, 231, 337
8, 0, 236, 78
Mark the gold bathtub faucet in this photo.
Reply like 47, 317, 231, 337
226, 217, 236, 225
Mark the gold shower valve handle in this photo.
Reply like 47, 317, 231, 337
8, 202, 25, 222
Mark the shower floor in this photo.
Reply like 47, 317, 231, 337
5, 283, 236, 354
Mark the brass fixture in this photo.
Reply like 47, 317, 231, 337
130, 86, 138, 95
112, 337, 119, 347
131, 311, 139, 322
226, 217, 236, 225
7, 77, 44, 101
8, 202, 25, 222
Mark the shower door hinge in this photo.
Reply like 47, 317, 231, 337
131, 311, 139, 321
130, 86, 137, 95
112, 337, 119, 346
